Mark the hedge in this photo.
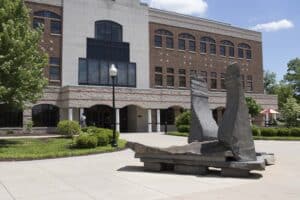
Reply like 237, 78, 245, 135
82, 126, 120, 145
251, 127, 300, 137
75, 133, 98, 148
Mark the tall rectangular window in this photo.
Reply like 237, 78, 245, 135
210, 72, 217, 89
79, 59, 87, 84
100, 61, 109, 85
247, 75, 253, 91
166, 37, 174, 49
238, 48, 244, 58
49, 57, 60, 81
221, 73, 226, 89
155, 35, 162, 47
189, 41, 196, 52
128, 63, 136, 87
210, 44, 216, 54
178, 69, 186, 87
155, 66, 163, 86
178, 39, 185, 50
50, 20, 62, 34
167, 67, 174, 87
246, 50, 252, 59
229, 47, 235, 57
220, 45, 226, 56
88, 60, 99, 84
200, 42, 206, 53
117, 62, 127, 86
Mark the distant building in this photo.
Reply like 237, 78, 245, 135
0, 0, 277, 133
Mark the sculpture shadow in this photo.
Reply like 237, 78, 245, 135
117, 165, 263, 179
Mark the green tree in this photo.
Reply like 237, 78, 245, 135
245, 97, 262, 117
264, 70, 277, 94
284, 58, 300, 100
0, 0, 48, 108
281, 97, 300, 127
273, 82, 294, 110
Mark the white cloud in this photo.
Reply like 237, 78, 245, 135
145, 0, 208, 16
251, 19, 294, 32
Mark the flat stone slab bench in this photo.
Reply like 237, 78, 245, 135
127, 142, 275, 178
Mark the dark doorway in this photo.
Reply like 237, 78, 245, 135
0, 104, 23, 127
85, 105, 113, 128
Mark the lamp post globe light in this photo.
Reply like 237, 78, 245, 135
109, 63, 118, 147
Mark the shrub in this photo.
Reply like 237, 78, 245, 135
177, 125, 190, 133
6, 130, 14, 135
260, 128, 278, 137
277, 128, 291, 137
75, 133, 98, 148
94, 132, 110, 146
175, 111, 191, 130
57, 120, 81, 137
252, 126, 261, 136
290, 128, 300, 137
83, 127, 119, 144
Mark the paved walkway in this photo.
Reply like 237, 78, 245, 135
0, 133, 299, 200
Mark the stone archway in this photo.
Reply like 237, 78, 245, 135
120, 105, 147, 133
32, 104, 60, 127
84, 105, 113, 129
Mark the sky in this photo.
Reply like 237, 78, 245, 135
141, 0, 300, 81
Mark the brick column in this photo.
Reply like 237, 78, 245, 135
23, 106, 32, 132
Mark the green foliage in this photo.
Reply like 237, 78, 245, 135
177, 125, 190, 133
260, 128, 278, 137
252, 126, 261, 136
281, 97, 300, 127
82, 126, 119, 144
284, 58, 300, 101
175, 111, 191, 132
290, 128, 300, 137
94, 133, 109, 146
0, 0, 48, 108
245, 97, 262, 117
25, 120, 33, 133
75, 133, 98, 148
57, 120, 81, 137
277, 128, 291, 137
0, 138, 127, 160
264, 70, 277, 94
273, 82, 294, 110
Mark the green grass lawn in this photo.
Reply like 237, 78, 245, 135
166, 132, 300, 141
0, 138, 126, 161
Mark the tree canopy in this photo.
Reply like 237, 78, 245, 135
0, 0, 48, 108
281, 97, 300, 127
245, 97, 262, 117
284, 58, 300, 100
264, 70, 277, 94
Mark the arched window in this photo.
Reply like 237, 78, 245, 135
238, 43, 252, 59
179, 33, 196, 51
200, 37, 216, 54
154, 29, 174, 48
0, 105, 23, 128
33, 10, 62, 34
32, 104, 59, 127
95, 20, 123, 42
220, 40, 234, 57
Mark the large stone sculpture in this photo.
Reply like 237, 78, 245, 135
189, 76, 218, 143
127, 63, 275, 177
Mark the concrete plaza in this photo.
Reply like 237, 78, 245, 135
0, 133, 299, 200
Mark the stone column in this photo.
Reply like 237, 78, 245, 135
68, 108, 73, 121
116, 108, 120, 133
23, 106, 32, 133
148, 109, 152, 133
80, 108, 84, 117
156, 109, 161, 132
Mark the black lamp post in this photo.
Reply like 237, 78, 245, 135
109, 63, 118, 147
